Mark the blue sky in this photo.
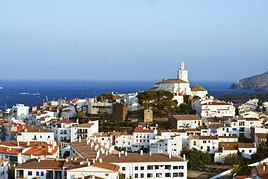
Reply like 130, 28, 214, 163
1, 0, 268, 81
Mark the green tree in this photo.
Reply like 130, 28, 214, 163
137, 90, 175, 111
175, 103, 196, 115
182, 148, 213, 167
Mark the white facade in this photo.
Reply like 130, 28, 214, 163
149, 135, 183, 157
71, 120, 99, 142
131, 127, 156, 152
102, 153, 187, 179
13, 104, 30, 120
189, 136, 219, 154
66, 164, 119, 179
192, 98, 236, 118
16, 131, 55, 143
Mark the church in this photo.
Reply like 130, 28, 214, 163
154, 62, 208, 102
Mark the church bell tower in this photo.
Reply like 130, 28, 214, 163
177, 61, 188, 82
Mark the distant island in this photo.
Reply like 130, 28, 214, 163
231, 71, 268, 90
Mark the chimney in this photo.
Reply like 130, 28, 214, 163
78, 136, 81, 143
92, 159, 95, 163
38, 158, 41, 163
65, 158, 69, 162
169, 153, 171, 158
87, 140, 90, 145
119, 152, 121, 158
140, 150, 143, 156
263, 165, 266, 171
125, 151, 128, 156
183, 154, 186, 160
149, 151, 152, 156
99, 158, 103, 163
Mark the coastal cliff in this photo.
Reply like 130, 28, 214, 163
231, 71, 268, 90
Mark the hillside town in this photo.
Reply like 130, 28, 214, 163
1, 63, 268, 179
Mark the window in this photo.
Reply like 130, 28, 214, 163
165, 165, 171, 169
36, 171, 39, 176
232, 128, 237, 131
122, 167, 125, 171
140, 166, 144, 170
135, 166, 138, 170
242, 150, 245, 153
203, 140, 206, 144
156, 173, 162, 178
173, 173, 179, 177
147, 173, 153, 178
28, 171, 32, 176
193, 141, 196, 146
140, 173, 144, 178
249, 150, 252, 153
165, 173, 171, 177
135, 174, 138, 178
155, 165, 159, 169
173, 166, 178, 169
179, 172, 184, 177
179, 166, 184, 169
147, 165, 153, 170
41, 172, 44, 176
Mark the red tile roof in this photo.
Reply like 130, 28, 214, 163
134, 126, 153, 133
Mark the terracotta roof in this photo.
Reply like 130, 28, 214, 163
191, 85, 207, 91
0, 141, 18, 147
219, 142, 256, 151
134, 126, 153, 133
0, 147, 21, 155
70, 140, 97, 159
172, 115, 200, 121
73, 123, 94, 128
51, 118, 77, 124
102, 153, 185, 163
192, 136, 218, 140
23, 145, 58, 156
92, 162, 120, 171
20, 125, 49, 132
156, 78, 188, 84
16, 159, 64, 169
203, 101, 231, 106
239, 117, 260, 121
256, 133, 268, 139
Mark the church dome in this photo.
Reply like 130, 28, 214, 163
191, 85, 207, 91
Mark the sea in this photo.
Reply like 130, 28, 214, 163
0, 80, 254, 110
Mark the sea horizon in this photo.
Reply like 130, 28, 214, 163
0, 80, 252, 109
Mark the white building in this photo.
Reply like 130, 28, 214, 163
149, 135, 183, 157
192, 98, 236, 118
48, 119, 79, 143
71, 120, 99, 142
101, 152, 188, 179
214, 142, 257, 163
66, 161, 120, 179
12, 104, 30, 120
189, 136, 219, 154
226, 117, 262, 138
16, 125, 55, 143
131, 126, 157, 152
154, 62, 192, 96
15, 158, 120, 179
169, 115, 202, 129
191, 85, 208, 99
